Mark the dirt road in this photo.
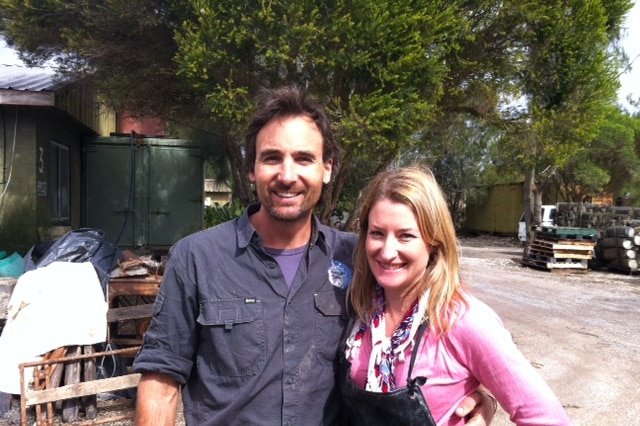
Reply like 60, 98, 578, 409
459, 235, 640, 425
3, 234, 638, 425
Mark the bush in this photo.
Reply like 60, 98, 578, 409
204, 199, 245, 228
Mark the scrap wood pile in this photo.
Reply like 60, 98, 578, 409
522, 226, 599, 271
110, 250, 166, 279
19, 344, 140, 426
0, 227, 168, 425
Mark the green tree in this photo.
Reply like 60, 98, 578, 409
175, 0, 469, 221
1, 0, 634, 230
496, 0, 632, 237
554, 106, 640, 202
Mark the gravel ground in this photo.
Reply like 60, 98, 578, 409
458, 233, 640, 425
2, 233, 638, 425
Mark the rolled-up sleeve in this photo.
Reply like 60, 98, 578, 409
133, 245, 200, 385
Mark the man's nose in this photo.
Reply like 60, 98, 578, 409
278, 159, 297, 183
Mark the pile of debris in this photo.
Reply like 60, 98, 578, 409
110, 250, 166, 279
0, 228, 168, 425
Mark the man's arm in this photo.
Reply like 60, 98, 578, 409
453, 389, 497, 425
135, 372, 181, 426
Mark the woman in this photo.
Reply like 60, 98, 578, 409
340, 166, 571, 425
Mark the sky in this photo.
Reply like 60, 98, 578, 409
618, 1, 640, 113
0, 3, 639, 113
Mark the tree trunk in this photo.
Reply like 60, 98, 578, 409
523, 167, 536, 242
221, 129, 254, 207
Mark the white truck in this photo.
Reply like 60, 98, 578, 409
518, 204, 557, 242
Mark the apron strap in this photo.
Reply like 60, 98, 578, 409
407, 320, 429, 397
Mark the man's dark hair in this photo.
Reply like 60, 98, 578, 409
243, 85, 342, 178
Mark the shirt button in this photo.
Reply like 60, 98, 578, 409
286, 336, 293, 343
287, 377, 294, 384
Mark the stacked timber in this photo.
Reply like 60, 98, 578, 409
522, 226, 599, 271
593, 226, 640, 273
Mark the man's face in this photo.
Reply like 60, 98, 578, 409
250, 115, 332, 223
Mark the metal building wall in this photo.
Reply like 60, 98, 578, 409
463, 183, 524, 236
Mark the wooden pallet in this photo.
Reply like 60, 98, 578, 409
534, 226, 599, 241
523, 227, 598, 271
521, 255, 589, 270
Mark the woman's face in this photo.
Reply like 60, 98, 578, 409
365, 199, 431, 295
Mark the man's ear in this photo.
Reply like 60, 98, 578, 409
322, 159, 333, 184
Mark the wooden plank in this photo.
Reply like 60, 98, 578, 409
83, 345, 97, 420
545, 262, 588, 269
108, 278, 160, 305
0, 89, 55, 106
532, 237, 597, 248
24, 374, 141, 406
63, 345, 82, 422
109, 338, 144, 347
107, 303, 154, 322
549, 252, 593, 260
529, 246, 594, 259
525, 252, 590, 263
522, 257, 588, 270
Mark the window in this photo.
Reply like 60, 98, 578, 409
49, 141, 70, 223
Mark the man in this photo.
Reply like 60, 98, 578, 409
133, 85, 494, 425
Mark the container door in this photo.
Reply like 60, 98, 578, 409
147, 145, 203, 246
84, 144, 138, 246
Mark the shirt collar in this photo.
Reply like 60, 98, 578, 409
236, 203, 328, 252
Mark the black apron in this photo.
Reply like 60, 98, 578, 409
339, 320, 436, 426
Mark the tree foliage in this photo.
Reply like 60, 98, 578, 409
174, 0, 469, 220
0, 0, 635, 230
493, 0, 632, 233
554, 106, 640, 202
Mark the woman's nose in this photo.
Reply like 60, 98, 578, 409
379, 238, 399, 259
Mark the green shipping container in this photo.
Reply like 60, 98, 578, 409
83, 136, 203, 248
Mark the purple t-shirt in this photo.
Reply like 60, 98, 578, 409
265, 245, 307, 287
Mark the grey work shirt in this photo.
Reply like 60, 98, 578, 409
133, 204, 357, 425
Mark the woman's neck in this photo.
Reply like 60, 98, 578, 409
383, 289, 418, 337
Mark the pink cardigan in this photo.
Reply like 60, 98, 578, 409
347, 296, 571, 425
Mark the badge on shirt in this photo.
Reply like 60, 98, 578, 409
328, 260, 352, 289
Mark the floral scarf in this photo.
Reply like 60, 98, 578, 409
345, 286, 428, 393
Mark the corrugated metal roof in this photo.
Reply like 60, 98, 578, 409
0, 64, 58, 91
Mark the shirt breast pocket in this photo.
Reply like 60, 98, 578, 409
314, 290, 349, 365
197, 298, 265, 377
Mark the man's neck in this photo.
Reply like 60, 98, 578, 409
250, 208, 313, 249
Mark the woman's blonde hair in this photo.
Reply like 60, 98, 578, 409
347, 165, 466, 334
